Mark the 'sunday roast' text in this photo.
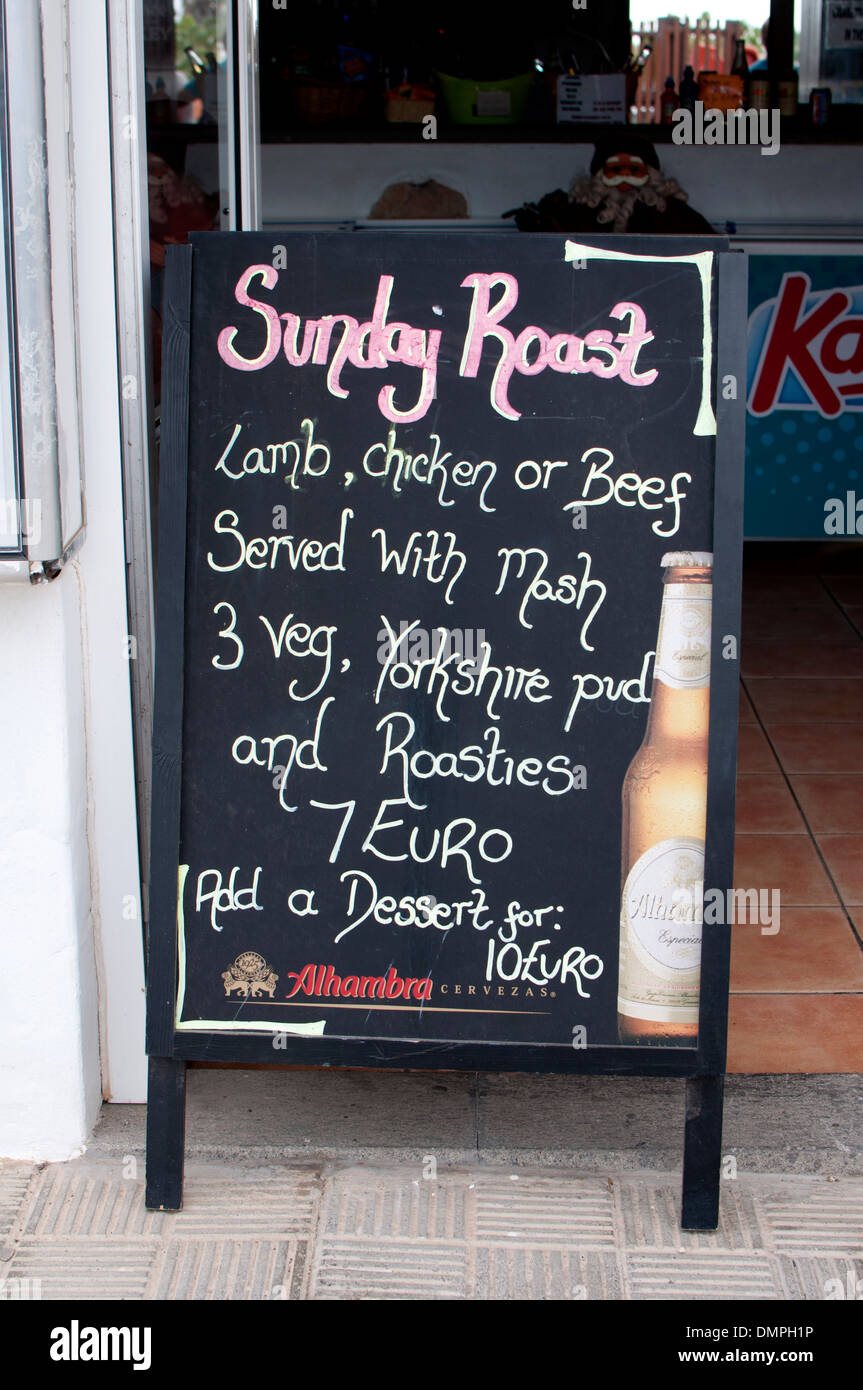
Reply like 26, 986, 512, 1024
216, 266, 658, 423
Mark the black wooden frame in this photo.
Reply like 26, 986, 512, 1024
146, 237, 747, 1226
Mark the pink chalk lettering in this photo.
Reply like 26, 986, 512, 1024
459, 272, 522, 420
280, 313, 317, 367
458, 273, 659, 419
217, 264, 282, 371
216, 265, 441, 423
215, 264, 658, 423
609, 302, 658, 385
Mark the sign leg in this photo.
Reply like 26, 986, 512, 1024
145, 1056, 187, 1211
681, 1074, 724, 1230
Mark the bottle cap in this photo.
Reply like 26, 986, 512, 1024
661, 551, 713, 568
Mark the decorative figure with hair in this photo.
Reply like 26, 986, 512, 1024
506, 133, 714, 236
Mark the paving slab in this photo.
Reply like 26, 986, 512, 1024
0, 1150, 861, 1302
2, 1074, 860, 1301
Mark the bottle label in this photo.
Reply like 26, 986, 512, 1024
653, 583, 711, 690
618, 836, 703, 1023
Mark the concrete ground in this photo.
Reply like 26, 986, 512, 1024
1, 1070, 861, 1300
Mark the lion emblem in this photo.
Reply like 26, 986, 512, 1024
222, 951, 278, 999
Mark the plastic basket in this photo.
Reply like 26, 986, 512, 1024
436, 70, 533, 124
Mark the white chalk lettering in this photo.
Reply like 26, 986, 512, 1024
375, 614, 552, 723
231, 697, 333, 811
372, 526, 466, 604
257, 612, 337, 700
563, 447, 690, 538
362, 427, 497, 512
195, 866, 262, 931
495, 546, 606, 643
376, 710, 580, 808
564, 650, 654, 730
207, 506, 352, 572
336, 869, 493, 943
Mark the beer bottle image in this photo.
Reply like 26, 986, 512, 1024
617, 552, 712, 1044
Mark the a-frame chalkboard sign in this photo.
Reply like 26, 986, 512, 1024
146, 231, 746, 1229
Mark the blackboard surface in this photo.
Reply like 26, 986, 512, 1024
148, 231, 745, 1076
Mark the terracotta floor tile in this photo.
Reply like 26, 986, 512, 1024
790, 775, 863, 834
726, 995, 863, 1072
739, 684, 757, 723
735, 775, 807, 833
825, 576, 863, 606
745, 541, 860, 577
742, 605, 858, 644
740, 575, 836, 606
818, 545, 863, 569
741, 641, 863, 679
817, 836, 863, 905
733, 835, 839, 905
845, 607, 863, 638
730, 907, 863, 993
849, 907, 863, 936
736, 723, 779, 772
745, 679, 863, 724
767, 724, 863, 774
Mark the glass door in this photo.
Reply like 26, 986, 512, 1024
109, 0, 260, 924
143, 0, 260, 402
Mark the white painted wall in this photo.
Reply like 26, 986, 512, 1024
0, 0, 147, 1159
0, 575, 100, 1159
66, 0, 147, 1109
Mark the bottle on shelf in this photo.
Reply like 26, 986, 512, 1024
730, 36, 750, 106
660, 75, 679, 123
679, 64, 698, 113
778, 67, 799, 117
810, 86, 831, 127
749, 69, 770, 110
625, 43, 653, 76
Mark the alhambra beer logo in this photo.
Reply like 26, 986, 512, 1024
221, 951, 278, 998
285, 963, 432, 1002
220, 957, 433, 1003
748, 272, 863, 418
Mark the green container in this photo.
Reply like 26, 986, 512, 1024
436, 70, 533, 125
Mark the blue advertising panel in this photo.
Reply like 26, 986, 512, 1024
746, 253, 863, 538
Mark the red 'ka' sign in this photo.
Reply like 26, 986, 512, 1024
749, 271, 863, 418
